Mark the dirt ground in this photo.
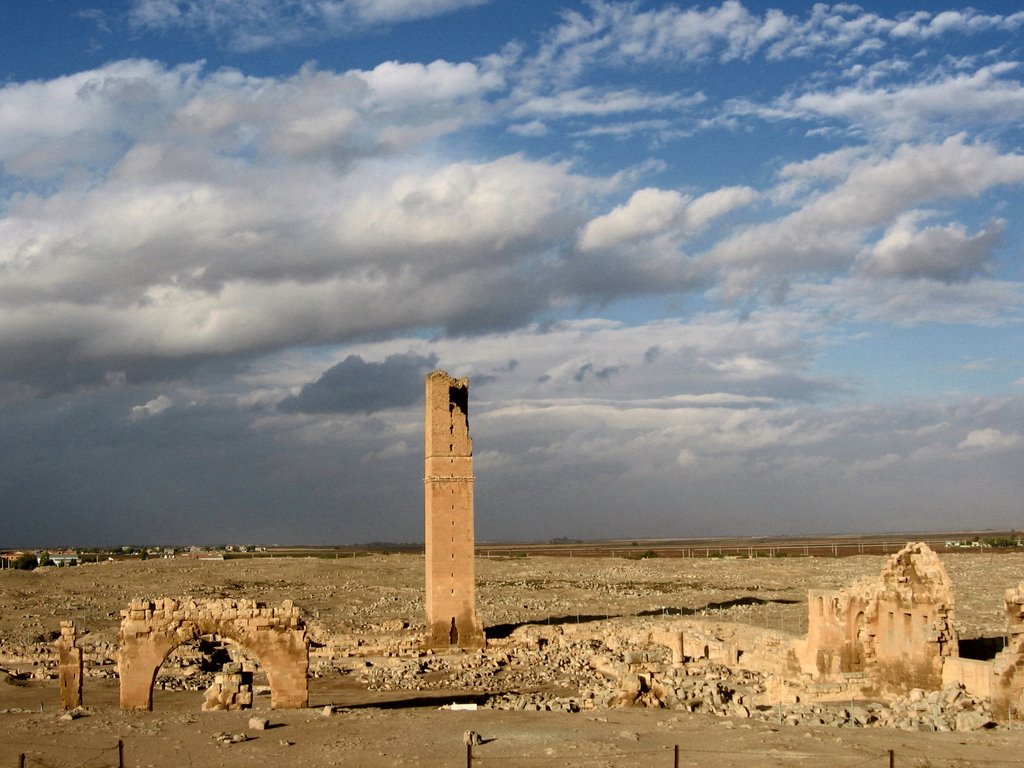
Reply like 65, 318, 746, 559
2, 550, 1023, 767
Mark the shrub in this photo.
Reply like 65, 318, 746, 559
13, 553, 38, 570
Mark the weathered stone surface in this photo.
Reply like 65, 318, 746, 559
202, 667, 254, 711
795, 543, 956, 695
55, 620, 83, 710
424, 370, 484, 650
117, 598, 308, 711
955, 710, 995, 731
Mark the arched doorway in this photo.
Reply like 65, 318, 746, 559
118, 597, 308, 711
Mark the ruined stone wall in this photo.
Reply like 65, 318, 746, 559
984, 583, 1024, 717
56, 620, 83, 710
795, 543, 957, 694
118, 597, 308, 711
424, 370, 484, 650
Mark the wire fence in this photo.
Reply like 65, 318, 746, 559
465, 743, 1024, 767
0, 739, 122, 768
465, 744, 893, 767
7, 735, 1024, 768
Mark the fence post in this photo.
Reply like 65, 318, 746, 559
888, 748, 895, 768
118, 739, 124, 768
466, 742, 472, 767
19, 754, 25, 768
673, 744, 679, 768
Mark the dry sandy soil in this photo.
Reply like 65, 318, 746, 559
2, 550, 1023, 767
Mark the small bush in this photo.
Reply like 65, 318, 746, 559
13, 553, 38, 570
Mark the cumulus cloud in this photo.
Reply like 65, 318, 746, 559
707, 136, 1024, 296
0, 56, 593, 389
857, 213, 1002, 282
579, 186, 757, 250
0, 58, 503, 189
0, 59, 202, 180
3, 0, 1024, 545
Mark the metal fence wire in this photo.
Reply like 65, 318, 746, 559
465, 744, 1024, 768
4, 739, 123, 768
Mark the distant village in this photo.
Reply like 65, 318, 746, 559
0, 544, 272, 568
2, 534, 1021, 571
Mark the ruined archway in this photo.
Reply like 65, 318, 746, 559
118, 597, 308, 711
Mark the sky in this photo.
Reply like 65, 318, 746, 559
1, 0, 1022, 547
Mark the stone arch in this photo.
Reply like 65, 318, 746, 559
118, 597, 308, 711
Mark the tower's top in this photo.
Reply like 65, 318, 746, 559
425, 370, 472, 458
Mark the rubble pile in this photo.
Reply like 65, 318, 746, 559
202, 663, 254, 711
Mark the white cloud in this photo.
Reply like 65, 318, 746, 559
579, 185, 757, 251
958, 428, 1022, 452
786, 62, 1024, 140
523, 2, 1024, 84
579, 188, 689, 251
0, 60, 202, 178
507, 120, 548, 137
131, 393, 174, 419
362, 59, 504, 107
512, 86, 688, 118
0, 150, 593, 362
707, 136, 1024, 295
128, 0, 491, 50
349, 0, 489, 25
890, 9, 1024, 39
0, 58, 503, 187
790, 276, 1024, 327
857, 213, 1003, 283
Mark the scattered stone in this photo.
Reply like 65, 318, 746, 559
248, 716, 269, 730
956, 711, 995, 731
213, 732, 248, 744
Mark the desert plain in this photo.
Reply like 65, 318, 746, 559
2, 549, 1024, 767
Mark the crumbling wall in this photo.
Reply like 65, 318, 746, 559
795, 542, 957, 694
985, 583, 1024, 717
56, 620, 83, 710
423, 370, 485, 650
118, 597, 308, 711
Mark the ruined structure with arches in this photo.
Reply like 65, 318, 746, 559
117, 597, 308, 711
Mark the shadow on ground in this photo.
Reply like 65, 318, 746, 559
486, 597, 802, 639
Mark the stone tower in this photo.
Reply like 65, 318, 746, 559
423, 370, 485, 649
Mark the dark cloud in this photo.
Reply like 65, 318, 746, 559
573, 363, 623, 382
0, 384, 425, 548
278, 352, 438, 414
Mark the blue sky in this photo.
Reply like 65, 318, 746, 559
1, 0, 1022, 546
